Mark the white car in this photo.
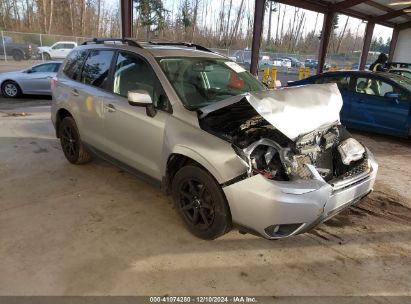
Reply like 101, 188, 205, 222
38, 41, 77, 60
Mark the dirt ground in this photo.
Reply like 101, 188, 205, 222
0, 96, 410, 297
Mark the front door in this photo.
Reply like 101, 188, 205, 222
102, 51, 169, 180
350, 76, 409, 136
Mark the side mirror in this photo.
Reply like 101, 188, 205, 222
128, 89, 153, 106
26, 68, 33, 73
385, 92, 401, 103
385, 92, 400, 99
128, 89, 156, 117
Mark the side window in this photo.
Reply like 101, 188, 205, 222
355, 77, 374, 95
80, 50, 114, 88
314, 76, 350, 90
379, 81, 395, 97
113, 52, 154, 98
52, 44, 63, 50
112, 52, 169, 111
31, 63, 56, 73
355, 77, 394, 97
54, 63, 62, 72
63, 50, 88, 80
64, 44, 75, 49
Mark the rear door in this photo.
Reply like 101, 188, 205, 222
74, 49, 116, 149
58, 49, 115, 148
349, 75, 409, 135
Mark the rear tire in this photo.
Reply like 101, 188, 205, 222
172, 165, 232, 239
1, 81, 21, 98
59, 117, 92, 164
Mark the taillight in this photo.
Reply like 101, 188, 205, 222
51, 77, 57, 89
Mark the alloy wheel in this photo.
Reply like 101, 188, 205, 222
60, 124, 78, 159
4, 83, 18, 97
179, 178, 215, 229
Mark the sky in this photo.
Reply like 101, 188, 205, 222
107, 0, 394, 41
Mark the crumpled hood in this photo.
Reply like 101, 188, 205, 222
200, 83, 343, 141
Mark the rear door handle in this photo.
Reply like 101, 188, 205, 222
71, 89, 79, 96
104, 104, 116, 113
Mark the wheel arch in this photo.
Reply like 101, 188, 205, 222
55, 108, 73, 138
1, 79, 23, 95
40, 51, 51, 57
11, 48, 24, 54
163, 149, 224, 194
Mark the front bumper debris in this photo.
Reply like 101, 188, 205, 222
223, 149, 378, 239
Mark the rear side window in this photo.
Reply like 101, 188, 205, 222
64, 43, 75, 49
81, 50, 114, 88
63, 50, 88, 80
315, 75, 351, 90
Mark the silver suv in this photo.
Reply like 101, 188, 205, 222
51, 39, 378, 240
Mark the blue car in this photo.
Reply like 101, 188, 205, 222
288, 71, 411, 137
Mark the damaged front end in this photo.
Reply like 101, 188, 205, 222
199, 84, 378, 239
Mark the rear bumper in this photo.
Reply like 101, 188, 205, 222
223, 150, 378, 239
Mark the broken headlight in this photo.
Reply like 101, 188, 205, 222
337, 138, 365, 165
234, 139, 289, 181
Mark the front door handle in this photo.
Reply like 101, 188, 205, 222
105, 104, 116, 113
71, 89, 79, 96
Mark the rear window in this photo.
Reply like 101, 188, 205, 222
80, 50, 115, 88
63, 50, 88, 81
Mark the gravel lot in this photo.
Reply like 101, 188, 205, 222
0, 95, 410, 297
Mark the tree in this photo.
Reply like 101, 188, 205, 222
134, 0, 166, 40
179, 0, 192, 40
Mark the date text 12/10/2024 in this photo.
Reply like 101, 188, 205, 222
149, 297, 258, 303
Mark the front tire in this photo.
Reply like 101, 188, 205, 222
172, 165, 232, 239
12, 50, 24, 61
59, 117, 92, 164
42, 53, 51, 60
1, 81, 21, 98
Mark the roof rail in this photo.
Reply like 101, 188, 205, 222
81, 38, 143, 48
148, 41, 213, 53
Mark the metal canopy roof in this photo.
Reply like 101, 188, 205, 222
275, 0, 411, 29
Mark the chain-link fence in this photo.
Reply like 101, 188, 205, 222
210, 48, 382, 83
0, 31, 382, 83
0, 30, 91, 69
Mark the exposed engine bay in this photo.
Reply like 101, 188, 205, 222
199, 99, 369, 184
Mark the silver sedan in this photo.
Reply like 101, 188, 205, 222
0, 61, 61, 98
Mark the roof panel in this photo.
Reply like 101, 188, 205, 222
352, 3, 384, 17
276, 0, 411, 27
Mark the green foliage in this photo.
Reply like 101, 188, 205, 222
134, 0, 166, 30
370, 36, 390, 53
180, 0, 192, 29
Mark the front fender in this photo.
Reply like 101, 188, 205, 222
170, 145, 225, 183
162, 117, 248, 184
